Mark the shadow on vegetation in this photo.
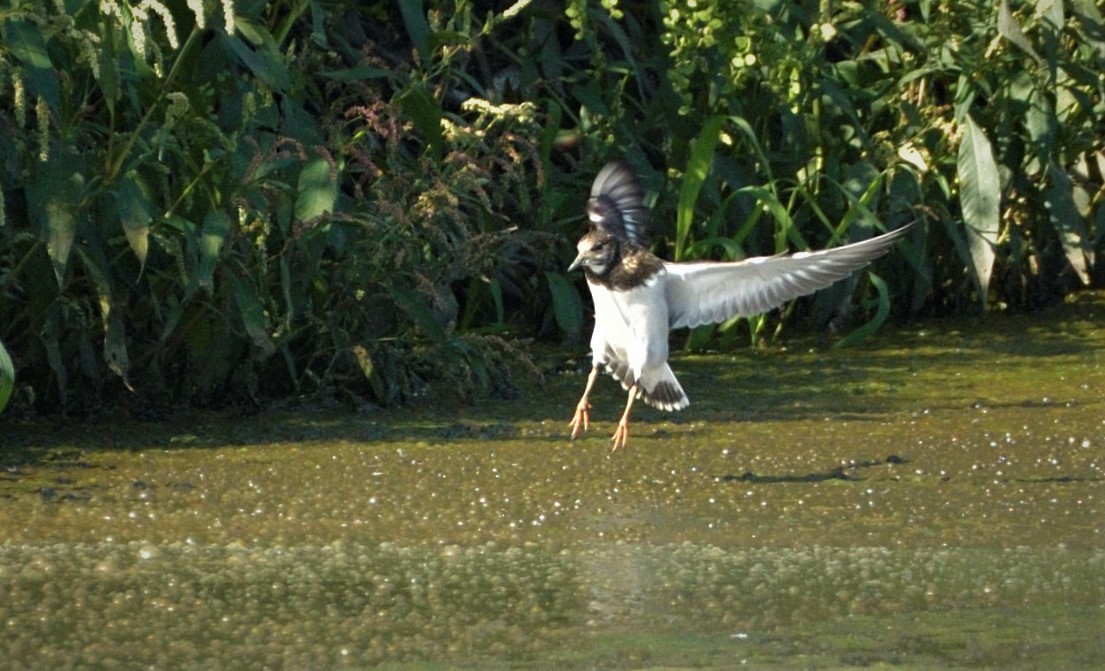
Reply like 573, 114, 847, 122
3, 293, 1102, 469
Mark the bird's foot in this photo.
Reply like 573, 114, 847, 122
569, 401, 591, 439
610, 420, 629, 452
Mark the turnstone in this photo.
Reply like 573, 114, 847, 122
568, 161, 913, 450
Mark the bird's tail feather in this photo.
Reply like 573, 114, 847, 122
604, 359, 689, 412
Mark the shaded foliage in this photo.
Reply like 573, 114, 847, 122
0, 0, 551, 415
0, 0, 1102, 416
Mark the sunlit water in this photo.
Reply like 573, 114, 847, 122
3, 294, 1104, 669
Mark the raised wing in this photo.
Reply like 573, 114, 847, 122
587, 161, 648, 245
664, 225, 913, 329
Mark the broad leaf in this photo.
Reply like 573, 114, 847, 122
196, 211, 230, 293
104, 311, 133, 390
28, 157, 84, 287
389, 286, 447, 344
115, 174, 152, 270
1036, 0, 1065, 29
1069, 0, 1105, 57
396, 84, 443, 161
0, 339, 14, 414
1045, 161, 1093, 285
295, 158, 338, 222
544, 271, 583, 340
957, 115, 1001, 306
1, 19, 59, 111
398, 1, 431, 62
351, 344, 385, 401
231, 274, 276, 355
74, 243, 133, 388
998, 0, 1041, 62
1022, 83, 1055, 176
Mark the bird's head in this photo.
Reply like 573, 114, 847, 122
568, 229, 620, 276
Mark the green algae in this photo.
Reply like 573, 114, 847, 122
2, 293, 1104, 669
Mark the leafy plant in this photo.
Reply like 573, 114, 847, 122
0, 0, 551, 414
649, 0, 1102, 327
1, 0, 1101, 416
0, 337, 12, 414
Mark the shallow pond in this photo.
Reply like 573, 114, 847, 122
2, 294, 1104, 669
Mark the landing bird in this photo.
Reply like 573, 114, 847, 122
568, 161, 913, 451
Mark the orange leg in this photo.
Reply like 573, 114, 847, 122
610, 383, 638, 452
569, 365, 601, 439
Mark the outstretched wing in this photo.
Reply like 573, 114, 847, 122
587, 161, 648, 245
664, 225, 913, 329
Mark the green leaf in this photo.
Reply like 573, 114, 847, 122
230, 274, 276, 355
685, 236, 745, 261
1045, 161, 1093, 285
957, 115, 1001, 306
73, 242, 133, 389
685, 324, 718, 352
104, 311, 132, 390
544, 271, 583, 339
726, 115, 773, 178
282, 97, 322, 144
676, 116, 727, 261
221, 22, 291, 91
538, 99, 562, 173
42, 309, 68, 408
114, 174, 152, 270
1021, 81, 1055, 176
396, 84, 443, 160
28, 157, 85, 287
159, 294, 184, 343
196, 211, 230, 293
351, 344, 385, 401
295, 158, 338, 222
398, 0, 431, 62
837, 164, 886, 232
1070, 0, 1105, 57
389, 286, 447, 344
835, 272, 891, 348
1, 19, 59, 112
743, 185, 798, 251
1036, 0, 1065, 29
454, 340, 491, 391
321, 66, 394, 82
998, 0, 1042, 62
308, 1, 329, 48
489, 278, 505, 325
428, 30, 471, 51
279, 255, 296, 331
0, 339, 14, 414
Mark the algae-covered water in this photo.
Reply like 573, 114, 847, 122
2, 294, 1103, 669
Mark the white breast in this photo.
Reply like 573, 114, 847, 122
587, 271, 670, 377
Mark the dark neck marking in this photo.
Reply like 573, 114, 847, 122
585, 243, 665, 291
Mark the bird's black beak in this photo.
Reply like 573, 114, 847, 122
568, 252, 585, 273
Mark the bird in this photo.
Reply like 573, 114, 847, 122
567, 160, 914, 451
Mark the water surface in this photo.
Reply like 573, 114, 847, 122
2, 294, 1103, 669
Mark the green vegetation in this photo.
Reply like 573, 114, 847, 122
0, 0, 1102, 415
